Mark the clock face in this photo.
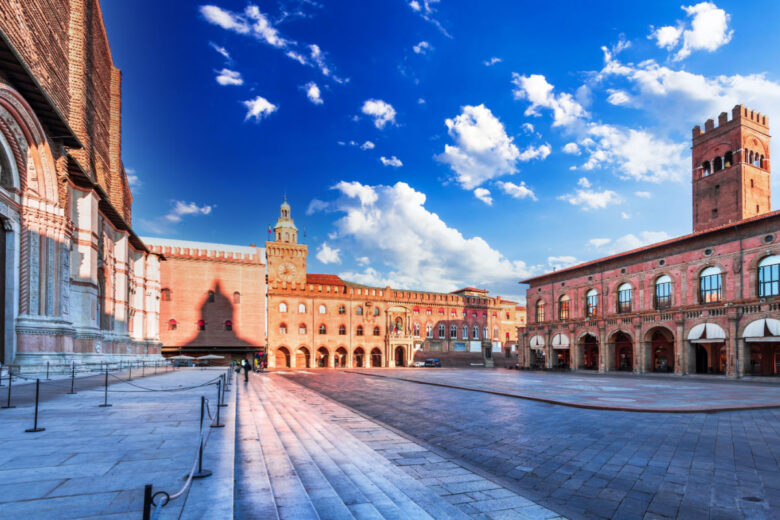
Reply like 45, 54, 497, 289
277, 262, 297, 281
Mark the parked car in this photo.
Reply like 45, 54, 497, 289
424, 358, 441, 367
412, 361, 425, 367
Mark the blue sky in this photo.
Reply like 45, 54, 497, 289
103, 1, 780, 302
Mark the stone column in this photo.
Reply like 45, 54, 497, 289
598, 327, 607, 373
675, 321, 685, 375
727, 317, 738, 378
737, 338, 746, 378
545, 329, 553, 369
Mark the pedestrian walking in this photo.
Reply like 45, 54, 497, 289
241, 358, 250, 382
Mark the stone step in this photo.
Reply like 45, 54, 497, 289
264, 376, 470, 520
243, 379, 321, 520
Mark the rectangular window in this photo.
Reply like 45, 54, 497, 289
559, 300, 569, 321
586, 294, 598, 317
655, 282, 672, 309
617, 289, 632, 313
759, 263, 780, 297
700, 274, 722, 303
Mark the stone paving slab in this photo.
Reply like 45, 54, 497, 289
349, 368, 780, 412
0, 368, 236, 520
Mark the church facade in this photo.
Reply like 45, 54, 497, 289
0, 0, 162, 367
521, 106, 780, 378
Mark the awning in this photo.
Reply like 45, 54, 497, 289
687, 323, 726, 343
742, 318, 780, 342
552, 333, 570, 349
529, 335, 545, 349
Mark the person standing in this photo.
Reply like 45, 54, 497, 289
241, 358, 250, 382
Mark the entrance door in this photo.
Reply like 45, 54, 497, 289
371, 348, 382, 367
695, 345, 708, 374
394, 346, 405, 367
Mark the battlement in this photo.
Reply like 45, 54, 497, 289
693, 104, 769, 139
147, 244, 263, 264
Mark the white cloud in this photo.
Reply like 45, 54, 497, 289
606, 89, 630, 105
511, 73, 588, 127
635, 191, 652, 198
316, 242, 341, 264
380, 156, 403, 168
496, 181, 537, 201
200, 5, 251, 33
164, 201, 214, 223
360, 141, 375, 150
418, 98, 426, 104
436, 104, 522, 190
590, 231, 672, 255
243, 96, 278, 121
303, 81, 323, 104
209, 42, 231, 61
361, 99, 397, 129
518, 143, 551, 161
215, 68, 243, 86
311, 181, 533, 299
125, 168, 140, 189
621, 212, 631, 220
559, 186, 621, 210
413, 41, 432, 55
521, 122, 534, 133
651, 2, 733, 60
577, 177, 591, 188
562, 142, 581, 155
484, 57, 502, 66
588, 238, 611, 248
407, 0, 451, 38
306, 199, 328, 215
473, 187, 493, 205
356, 256, 370, 266
547, 256, 579, 271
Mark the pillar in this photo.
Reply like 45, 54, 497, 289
675, 321, 685, 375
727, 318, 737, 378
598, 327, 607, 373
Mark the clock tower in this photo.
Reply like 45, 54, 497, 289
266, 197, 307, 286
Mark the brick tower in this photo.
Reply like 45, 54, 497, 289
265, 198, 307, 286
691, 105, 771, 232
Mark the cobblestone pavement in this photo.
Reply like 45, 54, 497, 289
349, 368, 780, 412
282, 370, 780, 520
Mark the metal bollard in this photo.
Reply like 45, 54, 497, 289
1, 371, 15, 409
68, 363, 76, 394
210, 380, 224, 428
193, 396, 212, 478
129, 364, 132, 381
142, 483, 153, 520
99, 367, 112, 407
142, 361, 145, 378
45, 361, 50, 380
24, 379, 45, 432
217, 375, 227, 407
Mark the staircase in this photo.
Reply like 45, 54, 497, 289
234, 375, 471, 520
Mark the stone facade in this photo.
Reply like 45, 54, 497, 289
521, 106, 780, 378
266, 201, 525, 369
144, 238, 266, 357
0, 0, 161, 367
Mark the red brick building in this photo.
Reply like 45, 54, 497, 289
266, 200, 525, 368
144, 239, 266, 359
521, 105, 780, 378
0, 0, 161, 368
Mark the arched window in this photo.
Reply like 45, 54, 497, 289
493, 326, 498, 339
279, 302, 288, 313
438, 324, 445, 338
161, 288, 171, 301
655, 275, 672, 309
207, 290, 215, 303
760, 155, 765, 169
462, 325, 468, 339
483, 326, 488, 339
356, 306, 363, 315
413, 323, 420, 336
225, 320, 233, 331
318, 304, 326, 314
450, 324, 457, 338
535, 300, 545, 323
617, 283, 632, 313
319, 324, 326, 334
373, 326, 380, 336
198, 320, 206, 331
753, 152, 761, 167
0, 136, 14, 188
338, 305, 346, 315
586, 289, 598, 317
558, 294, 570, 320
699, 266, 722, 303
701, 161, 711, 176
373, 306, 380, 316
356, 325, 364, 336
233, 291, 240, 304
473, 325, 479, 340
168, 319, 177, 331
298, 324, 307, 334
279, 323, 287, 334
758, 255, 780, 297
724, 151, 733, 168
426, 324, 433, 338
338, 325, 346, 335
298, 303, 306, 313
713, 156, 723, 172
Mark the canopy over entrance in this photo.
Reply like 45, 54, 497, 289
530, 335, 545, 350
742, 318, 780, 342
552, 333, 570, 349
688, 323, 726, 343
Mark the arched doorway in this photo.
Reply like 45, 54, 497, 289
394, 346, 405, 367
743, 318, 780, 376
295, 346, 310, 368
370, 348, 382, 367
354, 347, 365, 368
335, 347, 347, 368
695, 345, 708, 374
650, 330, 674, 373
275, 347, 291, 368
612, 332, 633, 371
580, 334, 599, 370
316, 347, 329, 368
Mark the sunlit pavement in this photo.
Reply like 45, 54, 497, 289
282, 369, 780, 519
